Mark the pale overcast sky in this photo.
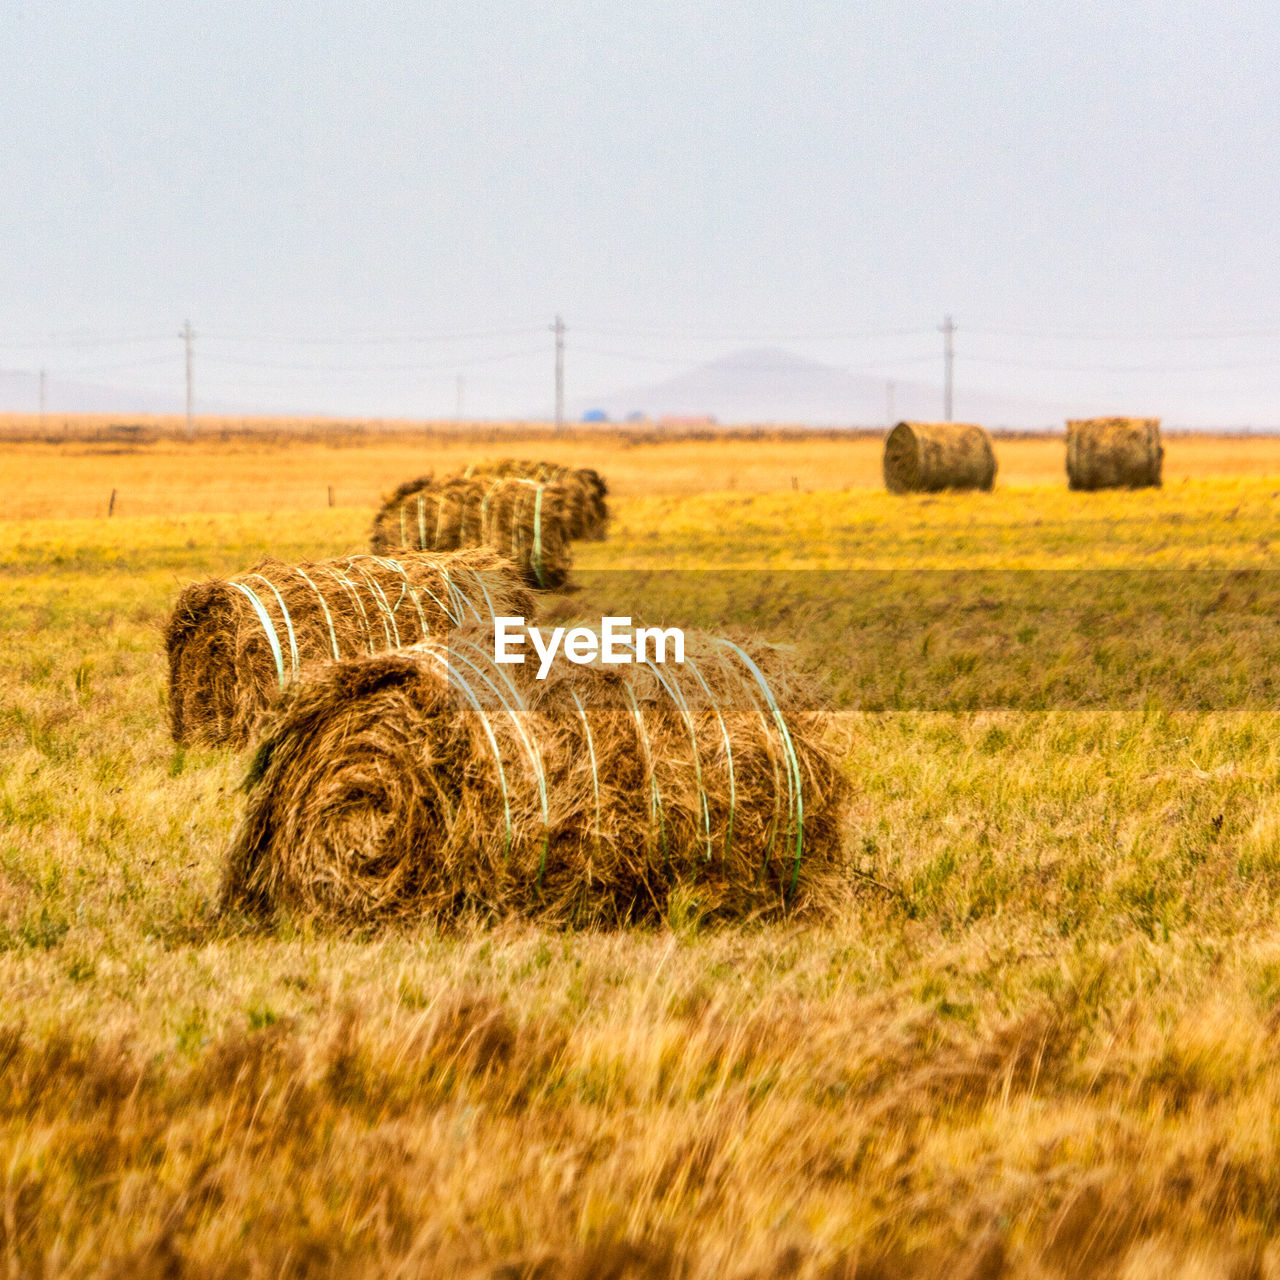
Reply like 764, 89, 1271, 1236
2, 2, 1278, 424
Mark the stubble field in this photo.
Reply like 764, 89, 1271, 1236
3, 420, 1280, 1278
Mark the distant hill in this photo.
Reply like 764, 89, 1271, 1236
570, 346, 1081, 429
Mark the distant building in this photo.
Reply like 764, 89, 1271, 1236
582, 408, 609, 423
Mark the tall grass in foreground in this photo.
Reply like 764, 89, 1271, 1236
3, 457, 1280, 1274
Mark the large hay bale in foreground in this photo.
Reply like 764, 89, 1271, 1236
461, 458, 609, 540
166, 549, 533, 750
221, 629, 848, 925
882, 421, 997, 493
1065, 417, 1163, 490
369, 476, 573, 588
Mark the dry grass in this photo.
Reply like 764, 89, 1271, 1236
3, 413, 1280, 519
5, 423, 1280, 1274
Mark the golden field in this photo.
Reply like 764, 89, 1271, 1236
4, 420, 1280, 1277
4, 413, 1280, 518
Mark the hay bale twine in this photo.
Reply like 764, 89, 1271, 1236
165, 548, 533, 750
461, 458, 609, 541
882, 421, 997, 493
369, 475, 574, 588
221, 628, 849, 925
1065, 417, 1163, 490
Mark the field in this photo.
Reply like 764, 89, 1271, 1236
4, 422, 1280, 1277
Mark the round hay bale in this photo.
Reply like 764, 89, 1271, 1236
461, 458, 609, 541
369, 475, 574, 589
1065, 417, 1163, 490
882, 421, 997, 493
220, 629, 849, 926
165, 548, 533, 750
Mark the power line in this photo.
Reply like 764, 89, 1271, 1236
967, 323, 1280, 341
962, 353, 1280, 373
569, 344, 940, 371
0, 332, 173, 348
199, 324, 547, 346
198, 346, 547, 373
7, 316, 1280, 349
573, 322, 934, 341
44, 354, 182, 374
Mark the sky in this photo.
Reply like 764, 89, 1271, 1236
2, 1, 1278, 425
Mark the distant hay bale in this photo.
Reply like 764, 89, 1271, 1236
220, 629, 849, 926
165, 549, 533, 750
882, 421, 997, 494
1065, 417, 1163, 490
369, 476, 574, 588
461, 458, 609, 540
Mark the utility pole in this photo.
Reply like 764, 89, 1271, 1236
456, 374, 465, 420
180, 320, 194, 439
38, 368, 46, 420
885, 380, 895, 427
939, 314, 954, 421
551, 314, 565, 431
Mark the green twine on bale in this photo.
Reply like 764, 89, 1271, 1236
292, 567, 341, 660
623, 682, 669, 870
532, 484, 546, 588
227, 582, 287, 688
423, 649, 516, 864
717, 640, 806, 898
644, 659, 714, 863
245, 574, 299, 678
448, 640, 552, 884
680, 652, 737, 863
569, 687, 603, 863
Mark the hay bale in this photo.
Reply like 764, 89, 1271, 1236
1065, 417, 1163, 490
882, 421, 997, 493
221, 628, 849, 925
461, 458, 609, 541
165, 548, 533, 750
369, 475, 573, 588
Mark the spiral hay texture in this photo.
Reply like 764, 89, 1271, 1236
369, 476, 573, 588
165, 549, 533, 750
1066, 417, 1163, 490
882, 422, 997, 494
221, 629, 849, 926
461, 458, 610, 541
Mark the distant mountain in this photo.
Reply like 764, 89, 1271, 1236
571, 346, 1078, 429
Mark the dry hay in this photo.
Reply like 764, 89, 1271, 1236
461, 458, 609, 540
165, 548, 533, 750
369, 475, 573, 588
1066, 417, 1163, 490
882, 421, 997, 493
221, 628, 849, 926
